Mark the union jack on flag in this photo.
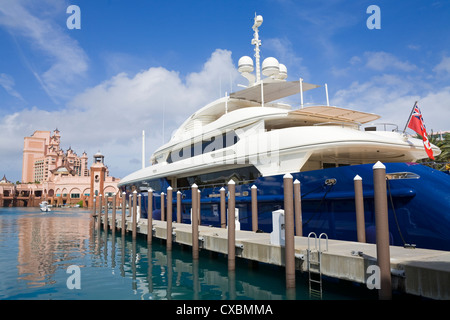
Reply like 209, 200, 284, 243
407, 104, 434, 160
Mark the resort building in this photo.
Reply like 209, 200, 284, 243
0, 129, 120, 208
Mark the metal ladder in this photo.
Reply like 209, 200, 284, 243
307, 232, 328, 299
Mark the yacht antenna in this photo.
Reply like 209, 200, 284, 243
252, 14, 263, 83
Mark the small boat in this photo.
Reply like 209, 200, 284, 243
39, 201, 51, 212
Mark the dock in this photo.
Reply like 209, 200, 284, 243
101, 214, 450, 300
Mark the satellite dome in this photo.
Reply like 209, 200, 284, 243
277, 63, 288, 80
238, 56, 254, 73
262, 57, 279, 77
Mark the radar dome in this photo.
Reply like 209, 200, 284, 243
262, 57, 279, 77
238, 56, 254, 73
277, 63, 288, 80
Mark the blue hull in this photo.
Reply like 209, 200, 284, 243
131, 163, 450, 251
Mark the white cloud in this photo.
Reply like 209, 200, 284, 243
0, 49, 239, 181
0, 73, 24, 101
364, 51, 417, 72
332, 74, 450, 133
0, 0, 88, 102
264, 37, 309, 80
433, 56, 450, 75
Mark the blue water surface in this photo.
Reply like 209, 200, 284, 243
0, 207, 381, 300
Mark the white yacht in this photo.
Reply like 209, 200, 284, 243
119, 15, 450, 251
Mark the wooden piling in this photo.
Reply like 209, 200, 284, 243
121, 192, 126, 236
228, 179, 236, 271
197, 189, 201, 225
373, 161, 392, 300
97, 194, 102, 231
251, 185, 258, 232
167, 186, 173, 250
147, 190, 153, 244
192, 184, 199, 260
354, 175, 366, 243
111, 193, 116, 232
132, 191, 137, 239
294, 179, 303, 237
92, 195, 97, 227
161, 192, 165, 221
220, 187, 226, 228
104, 194, 108, 232
284, 173, 295, 288
176, 191, 181, 223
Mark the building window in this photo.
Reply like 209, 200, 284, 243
71, 193, 80, 199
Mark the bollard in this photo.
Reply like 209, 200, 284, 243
192, 184, 199, 260
220, 187, 226, 228
111, 193, 116, 232
251, 185, 258, 232
294, 179, 303, 237
228, 179, 236, 271
97, 194, 102, 231
354, 175, 366, 243
373, 161, 392, 300
284, 173, 295, 289
147, 190, 153, 244
176, 191, 181, 223
161, 192, 165, 221
167, 186, 173, 250
121, 192, 126, 236
132, 191, 137, 239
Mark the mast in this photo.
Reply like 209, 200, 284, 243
252, 14, 263, 83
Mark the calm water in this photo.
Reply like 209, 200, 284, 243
0, 207, 382, 300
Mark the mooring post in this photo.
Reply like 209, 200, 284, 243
251, 185, 258, 232
147, 189, 153, 244
373, 161, 392, 300
104, 194, 108, 232
220, 187, 226, 228
176, 190, 181, 223
197, 189, 201, 225
111, 193, 116, 232
354, 175, 366, 243
132, 191, 137, 239
92, 195, 97, 227
284, 173, 295, 289
121, 192, 126, 236
161, 192, 165, 221
167, 186, 173, 250
97, 194, 102, 231
192, 184, 199, 260
293, 179, 303, 237
228, 179, 236, 271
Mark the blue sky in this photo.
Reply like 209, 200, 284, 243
0, 0, 449, 182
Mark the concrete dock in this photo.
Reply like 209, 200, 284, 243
102, 215, 450, 300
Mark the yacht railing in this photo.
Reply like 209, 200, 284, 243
313, 121, 361, 130
362, 123, 399, 132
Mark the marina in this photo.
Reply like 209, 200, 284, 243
1, 10, 449, 304
0, 207, 382, 301
96, 191, 450, 301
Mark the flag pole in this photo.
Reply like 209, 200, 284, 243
402, 101, 418, 134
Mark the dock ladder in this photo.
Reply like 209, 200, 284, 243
307, 232, 328, 299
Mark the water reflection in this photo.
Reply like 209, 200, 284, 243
93, 228, 295, 300
1, 208, 375, 300
15, 210, 92, 288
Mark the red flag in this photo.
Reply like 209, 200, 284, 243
407, 105, 434, 160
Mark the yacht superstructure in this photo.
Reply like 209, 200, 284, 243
119, 15, 450, 251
